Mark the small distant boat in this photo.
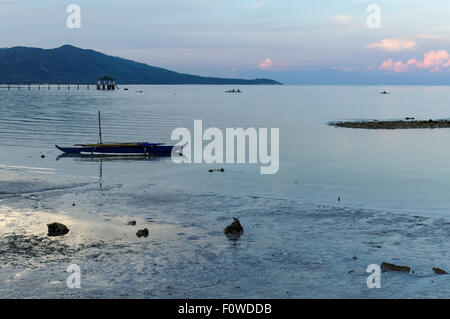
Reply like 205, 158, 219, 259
56, 111, 185, 156
380, 90, 390, 94
225, 89, 241, 93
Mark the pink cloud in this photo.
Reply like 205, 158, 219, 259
258, 58, 274, 70
378, 50, 450, 73
417, 50, 449, 71
367, 38, 416, 52
379, 59, 411, 73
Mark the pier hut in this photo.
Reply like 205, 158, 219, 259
97, 76, 116, 90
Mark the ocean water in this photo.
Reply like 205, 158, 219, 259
2, 85, 450, 298
3, 85, 450, 214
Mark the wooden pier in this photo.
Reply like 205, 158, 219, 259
0, 82, 94, 91
0, 76, 119, 91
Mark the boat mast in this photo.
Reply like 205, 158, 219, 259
98, 110, 102, 144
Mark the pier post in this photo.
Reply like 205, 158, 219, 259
98, 110, 102, 144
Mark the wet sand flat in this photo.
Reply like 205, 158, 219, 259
3, 172, 450, 298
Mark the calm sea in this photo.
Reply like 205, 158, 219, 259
2, 85, 450, 216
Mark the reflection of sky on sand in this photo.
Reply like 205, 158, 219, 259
0, 205, 189, 245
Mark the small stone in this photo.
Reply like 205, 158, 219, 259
352, 256, 357, 260
219, 168, 225, 172
433, 267, 448, 275
47, 222, 69, 236
381, 262, 410, 273
72, 203, 76, 206
40, 154, 45, 158
224, 217, 243, 241
347, 270, 355, 274
136, 228, 149, 238
127, 220, 136, 226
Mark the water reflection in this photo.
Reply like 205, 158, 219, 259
55, 153, 186, 188
55, 153, 176, 162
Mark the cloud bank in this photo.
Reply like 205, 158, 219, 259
379, 50, 450, 73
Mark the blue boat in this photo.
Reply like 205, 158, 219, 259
55, 111, 185, 156
55, 142, 185, 156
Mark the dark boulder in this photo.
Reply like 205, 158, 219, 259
47, 222, 69, 236
136, 228, 149, 238
224, 218, 243, 240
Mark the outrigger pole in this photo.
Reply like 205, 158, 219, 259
98, 110, 102, 144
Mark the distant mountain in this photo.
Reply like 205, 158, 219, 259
0, 45, 282, 85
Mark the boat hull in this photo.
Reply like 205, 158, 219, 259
55, 144, 184, 156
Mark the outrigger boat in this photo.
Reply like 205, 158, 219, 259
55, 111, 185, 156
55, 142, 184, 156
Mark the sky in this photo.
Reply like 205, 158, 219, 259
2, 0, 450, 83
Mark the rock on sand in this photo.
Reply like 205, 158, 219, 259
47, 222, 70, 237
136, 228, 149, 238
